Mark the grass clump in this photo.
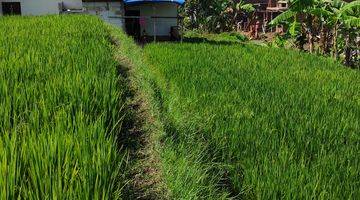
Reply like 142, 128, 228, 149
0, 15, 127, 199
184, 31, 248, 44
143, 42, 360, 199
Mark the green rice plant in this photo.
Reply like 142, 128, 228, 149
143, 42, 360, 199
0, 15, 127, 199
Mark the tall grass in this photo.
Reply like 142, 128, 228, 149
0, 15, 126, 199
143, 43, 360, 199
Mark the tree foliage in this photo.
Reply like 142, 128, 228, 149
270, 0, 359, 67
181, 0, 254, 32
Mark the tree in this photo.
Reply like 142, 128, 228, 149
270, 0, 359, 67
181, 0, 254, 33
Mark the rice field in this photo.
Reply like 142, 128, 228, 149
0, 16, 126, 199
143, 43, 360, 199
2, 14, 359, 200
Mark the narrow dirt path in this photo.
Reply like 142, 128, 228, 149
124, 93, 166, 200
111, 34, 168, 199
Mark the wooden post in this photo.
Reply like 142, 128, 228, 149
270, 12, 273, 32
153, 6, 156, 42
179, 11, 183, 43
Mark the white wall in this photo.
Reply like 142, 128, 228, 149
0, 0, 82, 16
0, 0, 178, 37
83, 2, 125, 29
126, 3, 178, 36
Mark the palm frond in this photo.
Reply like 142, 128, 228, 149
340, 1, 360, 15
308, 8, 333, 17
270, 10, 297, 25
289, 20, 301, 37
343, 16, 360, 28
240, 4, 255, 13
331, 0, 347, 9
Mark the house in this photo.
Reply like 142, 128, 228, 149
240, 0, 288, 33
83, 0, 185, 41
0, 0, 82, 16
0, 0, 185, 41
245, 0, 288, 22
123, 0, 185, 41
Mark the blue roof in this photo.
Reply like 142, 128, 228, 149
124, 0, 185, 6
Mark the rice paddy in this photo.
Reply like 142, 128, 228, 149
1, 14, 359, 200
0, 16, 126, 199
143, 43, 360, 199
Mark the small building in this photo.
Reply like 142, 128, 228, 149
0, 0, 185, 41
244, 0, 288, 22
0, 0, 82, 16
123, 0, 184, 41
240, 0, 288, 33
83, 0, 185, 41
82, 1, 125, 28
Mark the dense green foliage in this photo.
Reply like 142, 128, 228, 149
143, 42, 360, 199
0, 16, 126, 199
271, 0, 360, 67
182, 0, 254, 32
